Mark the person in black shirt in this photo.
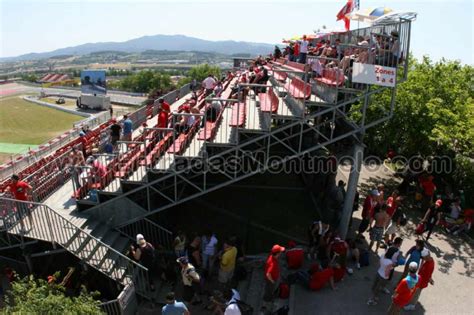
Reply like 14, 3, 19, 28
186, 236, 202, 270
130, 234, 156, 291
421, 200, 443, 241
110, 119, 121, 146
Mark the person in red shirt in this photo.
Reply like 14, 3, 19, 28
357, 190, 380, 238
308, 263, 336, 291
388, 262, 420, 315
404, 249, 435, 311
263, 244, 285, 312
7, 174, 33, 231
157, 99, 170, 129
292, 42, 300, 62
286, 240, 304, 269
419, 175, 436, 211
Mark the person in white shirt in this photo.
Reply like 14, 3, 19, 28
202, 230, 219, 274
202, 74, 217, 96
224, 288, 242, 315
298, 35, 309, 64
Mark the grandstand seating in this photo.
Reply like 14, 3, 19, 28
316, 68, 345, 87
258, 88, 279, 113
285, 76, 311, 99
229, 102, 246, 127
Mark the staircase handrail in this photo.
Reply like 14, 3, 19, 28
0, 196, 148, 273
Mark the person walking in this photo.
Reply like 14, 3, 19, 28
404, 249, 435, 311
369, 204, 390, 253
173, 231, 187, 258
398, 240, 424, 284
367, 247, 395, 306
262, 244, 285, 312
130, 234, 156, 291
162, 291, 190, 315
421, 199, 443, 241
177, 256, 202, 305
388, 262, 420, 315
357, 190, 379, 238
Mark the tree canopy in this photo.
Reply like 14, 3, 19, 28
352, 57, 474, 205
178, 63, 221, 86
114, 70, 173, 93
4, 273, 103, 314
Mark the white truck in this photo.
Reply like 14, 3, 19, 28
77, 94, 111, 110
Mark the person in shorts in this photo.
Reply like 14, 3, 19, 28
263, 244, 285, 312
177, 257, 202, 305
369, 205, 390, 252
7, 174, 33, 232
367, 248, 396, 306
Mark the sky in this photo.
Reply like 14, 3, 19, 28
0, 0, 472, 64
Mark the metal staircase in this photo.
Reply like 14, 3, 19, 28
0, 197, 159, 298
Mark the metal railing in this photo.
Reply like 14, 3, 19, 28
0, 197, 152, 298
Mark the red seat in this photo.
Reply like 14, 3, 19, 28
259, 89, 279, 113
229, 102, 246, 127
285, 77, 311, 99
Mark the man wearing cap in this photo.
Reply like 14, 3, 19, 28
162, 291, 189, 315
130, 234, 156, 291
263, 244, 285, 311
177, 256, 202, 305
421, 199, 443, 241
404, 249, 435, 311
357, 190, 379, 238
388, 262, 420, 315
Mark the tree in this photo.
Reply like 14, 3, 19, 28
350, 57, 474, 205
4, 273, 103, 314
355, 57, 473, 157
117, 70, 173, 93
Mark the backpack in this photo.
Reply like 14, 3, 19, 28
226, 299, 253, 315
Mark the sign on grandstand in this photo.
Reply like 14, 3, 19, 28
81, 70, 107, 95
352, 63, 396, 87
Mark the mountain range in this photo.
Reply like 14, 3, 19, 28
1, 34, 275, 62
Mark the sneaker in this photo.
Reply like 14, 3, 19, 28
347, 268, 354, 275
367, 299, 377, 306
357, 263, 361, 270
404, 304, 416, 311
382, 287, 391, 294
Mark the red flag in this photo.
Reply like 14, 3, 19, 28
336, 0, 354, 31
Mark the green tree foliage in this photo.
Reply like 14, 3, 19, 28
351, 57, 474, 205
358, 57, 473, 157
4, 273, 103, 314
117, 70, 173, 93
178, 64, 221, 86
21, 73, 38, 82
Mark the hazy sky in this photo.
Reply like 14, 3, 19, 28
0, 0, 472, 63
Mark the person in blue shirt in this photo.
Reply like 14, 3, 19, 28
162, 292, 189, 315
397, 239, 424, 284
122, 115, 133, 141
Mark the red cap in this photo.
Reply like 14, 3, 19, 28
435, 199, 443, 207
271, 244, 286, 254
182, 105, 191, 112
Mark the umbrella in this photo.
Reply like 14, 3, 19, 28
347, 7, 393, 24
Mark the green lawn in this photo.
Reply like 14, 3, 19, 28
0, 96, 83, 144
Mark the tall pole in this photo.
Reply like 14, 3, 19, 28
338, 143, 364, 239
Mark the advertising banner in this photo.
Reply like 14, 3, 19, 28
352, 63, 396, 87
81, 70, 106, 95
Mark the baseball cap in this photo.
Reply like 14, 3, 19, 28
435, 199, 443, 207
371, 189, 380, 196
176, 256, 189, 264
136, 234, 146, 245
79, 131, 86, 137
421, 248, 430, 257
271, 244, 286, 254
408, 262, 418, 272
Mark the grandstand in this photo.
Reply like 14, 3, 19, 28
38, 73, 70, 83
0, 17, 414, 314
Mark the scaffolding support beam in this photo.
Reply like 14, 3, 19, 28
338, 143, 364, 239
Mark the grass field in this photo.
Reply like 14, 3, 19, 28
0, 96, 83, 145
40, 97, 78, 108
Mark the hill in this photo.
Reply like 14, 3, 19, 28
1, 34, 274, 62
